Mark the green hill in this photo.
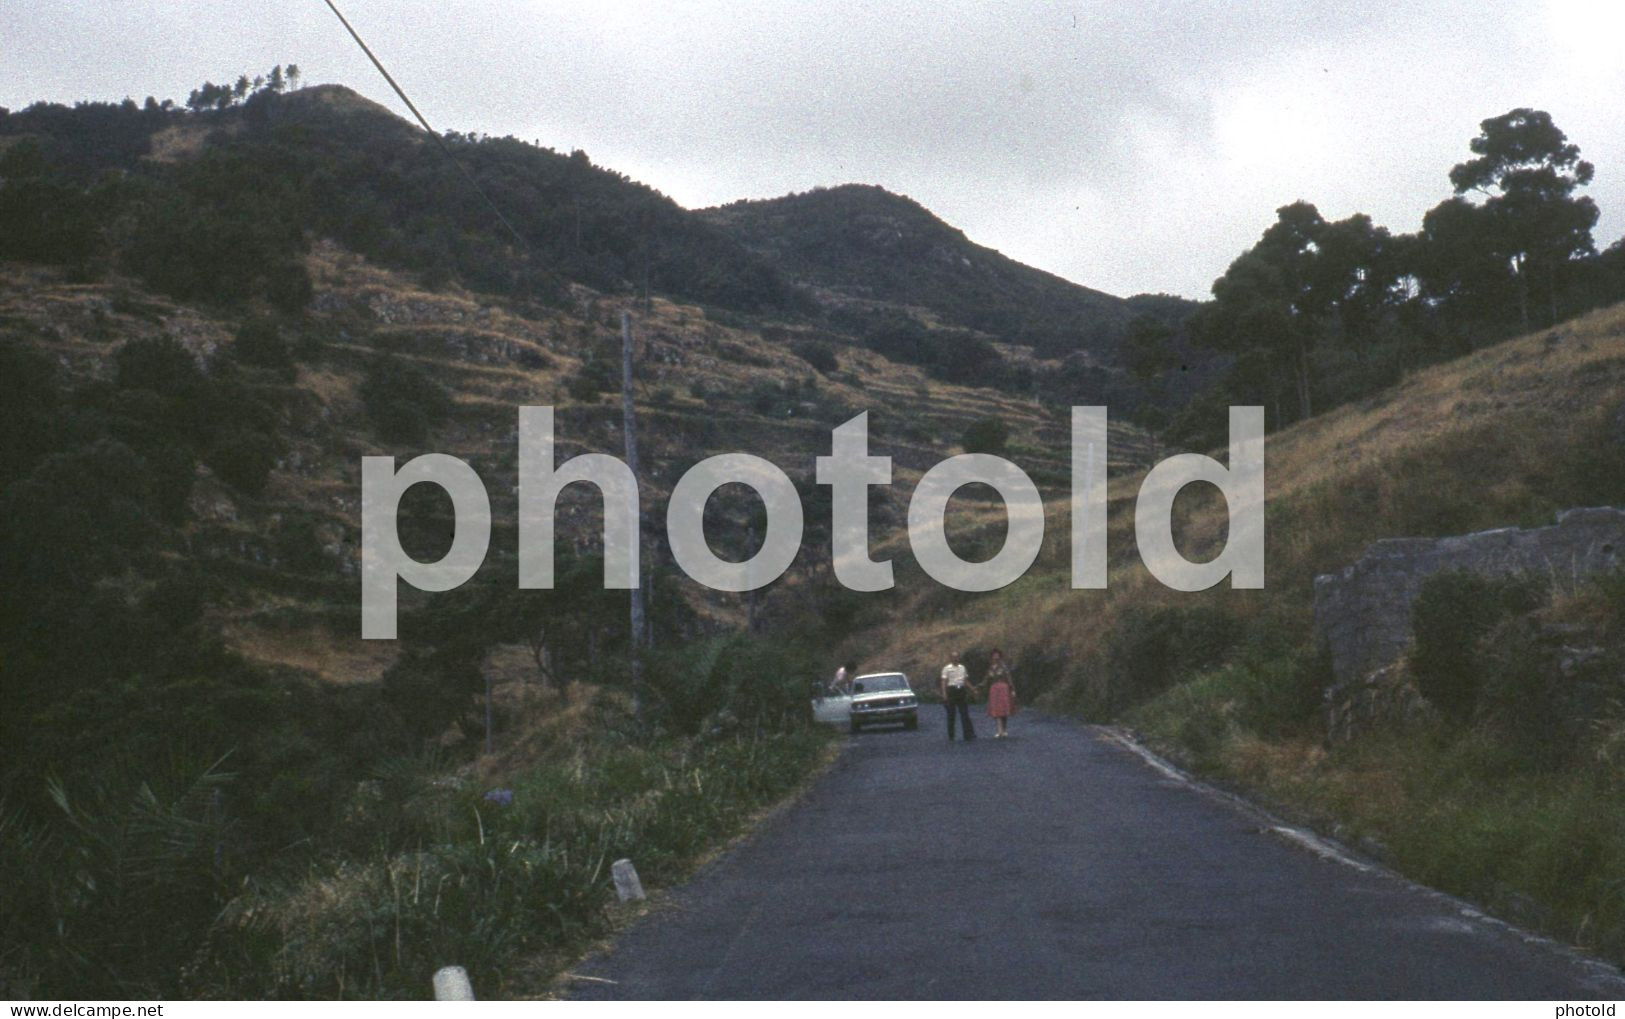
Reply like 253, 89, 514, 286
700, 183, 1135, 357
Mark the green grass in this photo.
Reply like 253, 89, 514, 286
186, 727, 833, 999
1126, 669, 1625, 966
2, 727, 833, 999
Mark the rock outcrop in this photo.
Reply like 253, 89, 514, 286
1314, 507, 1625, 739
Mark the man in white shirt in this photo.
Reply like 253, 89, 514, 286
939, 652, 977, 741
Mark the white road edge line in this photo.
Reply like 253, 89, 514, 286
1101, 730, 1189, 783
1266, 825, 1374, 873
1094, 725, 1625, 992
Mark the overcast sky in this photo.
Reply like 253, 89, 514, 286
4, 1, 1622, 299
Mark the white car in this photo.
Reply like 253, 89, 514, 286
811, 671, 919, 733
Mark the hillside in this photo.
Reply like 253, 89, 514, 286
0, 237, 1154, 672
868, 300, 1625, 687
701, 184, 1142, 358
8, 71, 1621, 993
860, 300, 1625, 962
0, 142, 1151, 991
0, 84, 1186, 414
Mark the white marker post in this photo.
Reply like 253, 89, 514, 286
612, 858, 646, 901
432, 965, 476, 1001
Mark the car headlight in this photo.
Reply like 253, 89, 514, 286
901, 696, 916, 707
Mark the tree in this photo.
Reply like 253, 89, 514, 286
961, 416, 1009, 455
1196, 202, 1402, 427
186, 82, 231, 112
359, 357, 452, 445
266, 66, 285, 94
115, 336, 201, 394
1122, 315, 1176, 387
230, 317, 294, 376
1415, 196, 1511, 332
285, 65, 301, 90
1445, 108, 1597, 330
1122, 315, 1176, 460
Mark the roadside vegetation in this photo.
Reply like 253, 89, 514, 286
871, 302, 1625, 966
4, 65, 1625, 993
1124, 567, 1625, 961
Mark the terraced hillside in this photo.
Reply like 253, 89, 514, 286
0, 242, 1149, 688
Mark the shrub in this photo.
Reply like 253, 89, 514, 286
961, 416, 1010, 455
114, 336, 201, 394
1410, 570, 1543, 722
791, 339, 838, 374
360, 358, 451, 445
205, 428, 280, 495
197, 728, 829, 998
645, 634, 818, 736
1230, 645, 1329, 738
230, 317, 294, 376
1106, 604, 1238, 712
565, 357, 617, 402
1476, 617, 1569, 766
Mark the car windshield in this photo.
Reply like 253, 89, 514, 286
853, 674, 908, 693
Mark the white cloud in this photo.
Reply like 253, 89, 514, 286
3, 0, 1621, 299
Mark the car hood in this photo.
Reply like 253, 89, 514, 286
852, 690, 914, 703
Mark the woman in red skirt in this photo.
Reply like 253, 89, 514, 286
985, 649, 1016, 738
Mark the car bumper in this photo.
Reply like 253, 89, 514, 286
851, 706, 917, 726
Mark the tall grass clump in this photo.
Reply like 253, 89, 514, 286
198, 728, 829, 998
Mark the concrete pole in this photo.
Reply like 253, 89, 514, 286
622, 311, 645, 726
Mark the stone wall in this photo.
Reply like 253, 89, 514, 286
1313, 507, 1625, 687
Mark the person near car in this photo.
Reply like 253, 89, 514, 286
939, 653, 977, 741
833, 661, 856, 695
985, 649, 1016, 739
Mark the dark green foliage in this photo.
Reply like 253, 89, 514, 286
205, 428, 280, 495
702, 183, 1128, 356
748, 378, 796, 417
230, 317, 294, 373
565, 356, 618, 402
960, 416, 1010, 455
380, 647, 487, 743
1441, 108, 1598, 332
188, 729, 827, 998
1181, 108, 1616, 439
1, 763, 235, 997
791, 338, 838, 374
836, 308, 1014, 387
1232, 634, 1330, 738
0, 98, 171, 177
119, 161, 311, 311
0, 141, 103, 266
0, 337, 62, 484
1410, 570, 1543, 722
359, 356, 452, 445
1475, 617, 1570, 765
645, 634, 818, 736
115, 335, 202, 393
1107, 604, 1239, 711
0, 438, 164, 597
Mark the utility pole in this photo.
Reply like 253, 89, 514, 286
621, 310, 646, 726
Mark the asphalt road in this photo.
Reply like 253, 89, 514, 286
565, 708, 1625, 999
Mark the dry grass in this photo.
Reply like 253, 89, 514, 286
3, 242, 1144, 692
225, 619, 400, 683
863, 302, 1625, 698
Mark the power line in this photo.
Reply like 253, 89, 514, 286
319, 0, 532, 254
